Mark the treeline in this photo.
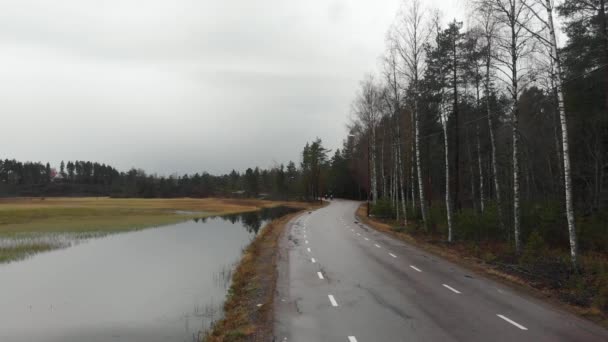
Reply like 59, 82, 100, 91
0, 158, 308, 199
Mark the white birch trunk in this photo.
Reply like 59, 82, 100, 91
443, 112, 454, 242
477, 124, 485, 213
545, 0, 578, 266
414, 97, 428, 229
411, 114, 417, 213
397, 127, 408, 225
513, 103, 521, 253
371, 127, 378, 205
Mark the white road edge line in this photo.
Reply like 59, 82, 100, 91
497, 314, 528, 330
389, 253, 397, 258
307, 247, 311, 253
348, 336, 358, 342
328, 294, 338, 307
374, 244, 381, 248
410, 265, 422, 272
311, 258, 316, 263
317, 272, 324, 280
443, 284, 461, 294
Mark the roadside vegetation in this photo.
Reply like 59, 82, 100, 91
0, 197, 308, 263
203, 206, 319, 342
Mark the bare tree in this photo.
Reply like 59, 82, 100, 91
383, 40, 409, 225
519, 0, 578, 266
396, 0, 431, 229
476, 2, 507, 232
488, 0, 535, 253
353, 75, 383, 204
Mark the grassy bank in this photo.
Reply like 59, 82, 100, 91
0, 197, 309, 263
204, 204, 319, 342
356, 205, 608, 327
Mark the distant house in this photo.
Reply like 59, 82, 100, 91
52, 173, 65, 183
231, 190, 246, 198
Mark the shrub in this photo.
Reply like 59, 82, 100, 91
577, 211, 608, 253
520, 230, 548, 267
370, 199, 395, 218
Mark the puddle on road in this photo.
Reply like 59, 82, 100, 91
0, 206, 297, 342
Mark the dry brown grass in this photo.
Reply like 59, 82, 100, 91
0, 197, 311, 235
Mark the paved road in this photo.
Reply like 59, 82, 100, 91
274, 199, 608, 342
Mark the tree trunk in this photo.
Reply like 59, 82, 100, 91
381, 130, 387, 200
411, 112, 417, 213
398, 136, 408, 225
485, 47, 505, 232
477, 124, 485, 213
371, 128, 378, 205
414, 97, 428, 229
511, 16, 522, 254
443, 113, 454, 242
452, 35, 461, 213
546, 0, 578, 267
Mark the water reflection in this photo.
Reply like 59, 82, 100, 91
225, 206, 298, 233
195, 206, 298, 234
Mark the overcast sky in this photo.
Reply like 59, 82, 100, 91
1, 0, 468, 175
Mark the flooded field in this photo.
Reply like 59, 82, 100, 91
0, 206, 296, 342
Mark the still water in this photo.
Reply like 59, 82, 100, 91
0, 206, 297, 342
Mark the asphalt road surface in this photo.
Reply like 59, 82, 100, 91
274, 199, 608, 342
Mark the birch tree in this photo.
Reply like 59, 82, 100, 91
397, 0, 431, 229
383, 40, 409, 225
520, 0, 579, 266
488, 0, 535, 253
354, 75, 382, 204
477, 4, 507, 231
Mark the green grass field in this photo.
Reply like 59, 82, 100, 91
0, 197, 306, 263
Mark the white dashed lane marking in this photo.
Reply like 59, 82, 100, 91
311, 258, 316, 263
307, 247, 311, 253
317, 272, 324, 280
497, 314, 528, 330
389, 253, 397, 258
374, 244, 381, 248
410, 265, 422, 272
348, 337, 358, 342
443, 284, 461, 294
328, 294, 339, 307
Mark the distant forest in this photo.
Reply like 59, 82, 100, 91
0, 158, 307, 199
